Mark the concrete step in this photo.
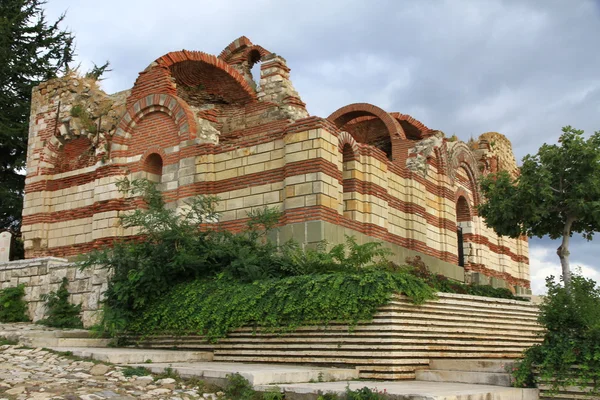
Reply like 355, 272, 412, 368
127, 361, 359, 385
430, 358, 514, 373
257, 380, 539, 400
415, 369, 512, 387
24, 337, 111, 348
0, 327, 108, 348
47, 347, 214, 364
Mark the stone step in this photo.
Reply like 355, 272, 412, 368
128, 361, 359, 385
415, 369, 512, 387
430, 358, 515, 373
24, 337, 111, 348
257, 380, 539, 400
47, 347, 214, 364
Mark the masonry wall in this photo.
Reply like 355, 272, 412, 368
0, 258, 104, 327
20, 37, 530, 291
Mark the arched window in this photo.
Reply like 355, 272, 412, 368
456, 196, 471, 267
143, 153, 163, 183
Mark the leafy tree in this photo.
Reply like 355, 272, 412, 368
0, 0, 75, 232
478, 126, 600, 287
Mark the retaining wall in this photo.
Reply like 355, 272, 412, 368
0, 257, 104, 327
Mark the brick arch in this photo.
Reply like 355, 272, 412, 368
449, 143, 481, 206
140, 147, 168, 167
338, 131, 359, 154
113, 94, 197, 155
244, 45, 271, 64
455, 188, 473, 221
389, 112, 434, 140
328, 103, 406, 140
219, 36, 254, 61
156, 50, 257, 104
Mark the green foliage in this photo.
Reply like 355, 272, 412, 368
0, 0, 75, 232
262, 388, 284, 400
479, 126, 600, 284
513, 274, 600, 394
83, 178, 529, 340
316, 387, 389, 400
403, 257, 526, 300
121, 366, 151, 377
224, 373, 257, 400
0, 337, 18, 346
128, 270, 436, 342
344, 386, 387, 400
37, 277, 83, 328
85, 61, 111, 81
0, 284, 29, 322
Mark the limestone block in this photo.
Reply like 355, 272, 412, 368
0, 231, 12, 262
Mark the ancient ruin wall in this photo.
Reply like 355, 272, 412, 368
20, 37, 529, 291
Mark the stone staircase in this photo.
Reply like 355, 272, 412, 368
416, 359, 514, 386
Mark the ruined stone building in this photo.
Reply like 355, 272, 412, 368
21, 37, 530, 293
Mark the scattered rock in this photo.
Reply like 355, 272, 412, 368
90, 364, 112, 376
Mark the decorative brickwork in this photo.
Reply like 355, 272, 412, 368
21, 37, 530, 291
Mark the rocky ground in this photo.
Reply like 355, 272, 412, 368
0, 343, 223, 400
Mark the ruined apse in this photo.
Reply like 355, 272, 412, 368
21, 37, 530, 293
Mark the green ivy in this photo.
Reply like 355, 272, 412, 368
37, 277, 83, 328
512, 274, 600, 395
0, 284, 29, 322
128, 270, 436, 342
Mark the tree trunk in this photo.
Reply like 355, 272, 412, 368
556, 216, 575, 288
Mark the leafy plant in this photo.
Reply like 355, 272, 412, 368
0, 284, 29, 322
512, 274, 600, 395
345, 386, 387, 400
224, 373, 257, 400
479, 126, 600, 287
37, 277, 83, 328
128, 270, 436, 342
122, 366, 152, 377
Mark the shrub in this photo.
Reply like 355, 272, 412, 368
512, 274, 600, 395
0, 284, 29, 322
224, 373, 256, 400
37, 277, 83, 328
128, 270, 436, 342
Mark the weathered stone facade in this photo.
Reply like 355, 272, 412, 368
21, 36, 530, 291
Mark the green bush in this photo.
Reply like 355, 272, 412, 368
512, 274, 600, 394
128, 270, 436, 342
0, 284, 29, 322
37, 277, 83, 328
82, 179, 530, 339
224, 373, 257, 400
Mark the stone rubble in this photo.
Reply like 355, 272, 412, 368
0, 344, 223, 400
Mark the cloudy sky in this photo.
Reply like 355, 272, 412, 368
44, 0, 600, 294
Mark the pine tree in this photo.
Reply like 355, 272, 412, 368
0, 0, 75, 232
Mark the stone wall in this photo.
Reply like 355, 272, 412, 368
21, 36, 530, 291
0, 258, 105, 327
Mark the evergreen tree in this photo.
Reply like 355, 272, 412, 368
0, 0, 75, 232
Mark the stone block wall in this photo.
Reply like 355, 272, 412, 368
0, 258, 105, 327
20, 36, 530, 292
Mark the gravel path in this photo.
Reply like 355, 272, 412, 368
0, 344, 222, 400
